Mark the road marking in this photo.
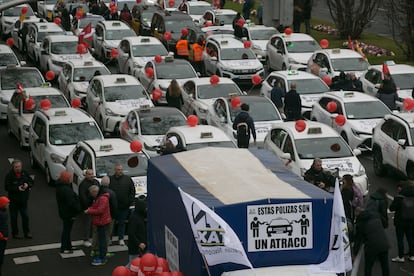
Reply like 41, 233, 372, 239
60, 250, 85, 259
13, 255, 40, 265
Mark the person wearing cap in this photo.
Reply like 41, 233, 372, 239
0, 196, 10, 275
4, 159, 34, 239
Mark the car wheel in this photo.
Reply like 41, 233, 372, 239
30, 151, 37, 169
45, 164, 55, 186
340, 132, 348, 143
407, 162, 414, 180
282, 64, 287, 70
373, 146, 386, 176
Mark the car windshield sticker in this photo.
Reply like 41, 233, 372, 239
247, 203, 313, 252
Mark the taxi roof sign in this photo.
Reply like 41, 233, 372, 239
221, 40, 228, 45
307, 127, 322, 134
287, 70, 298, 75
200, 132, 213, 138
39, 25, 48, 29
165, 55, 174, 62
344, 92, 354, 97
115, 77, 126, 83
141, 38, 150, 43
112, 22, 121, 26
99, 144, 113, 151
54, 110, 67, 116
384, 60, 396, 66
84, 61, 94, 66
332, 48, 341, 54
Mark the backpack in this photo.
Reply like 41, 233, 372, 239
237, 122, 249, 137
401, 196, 414, 220
351, 184, 364, 208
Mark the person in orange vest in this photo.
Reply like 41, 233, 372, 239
189, 35, 205, 75
176, 31, 190, 60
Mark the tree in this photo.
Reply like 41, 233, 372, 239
384, 0, 414, 60
327, 0, 381, 39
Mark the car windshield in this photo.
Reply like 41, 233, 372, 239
295, 137, 353, 159
187, 141, 235, 150
345, 101, 390, 119
4, 6, 34, 16
331, 58, 369, 72
391, 73, 414, 90
23, 95, 69, 114
1, 70, 43, 90
156, 63, 197, 79
215, 14, 235, 25
221, 48, 256, 60
79, 18, 102, 29
285, 40, 320, 53
231, 99, 281, 121
139, 113, 186, 135
249, 29, 278, 40
132, 44, 168, 57
96, 153, 148, 178
189, 6, 211, 15
51, 41, 79, 54
37, 31, 66, 42
197, 83, 242, 99
287, 79, 330, 94
49, 122, 102, 145
0, 54, 19, 66
104, 85, 147, 102
106, 29, 135, 40
73, 67, 110, 82
165, 20, 196, 33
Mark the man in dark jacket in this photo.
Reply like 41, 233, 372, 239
270, 80, 285, 115
284, 83, 302, 121
232, 103, 256, 148
354, 208, 390, 276
109, 164, 135, 246
377, 73, 398, 110
303, 158, 335, 191
78, 169, 98, 247
365, 188, 389, 229
56, 171, 80, 254
126, 198, 147, 268
4, 160, 34, 239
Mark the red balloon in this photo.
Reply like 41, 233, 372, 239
403, 98, 414, 111
163, 32, 172, 41
284, 27, 292, 35
168, 0, 175, 7
210, 75, 219, 85
154, 55, 162, 63
21, 6, 28, 14
155, 257, 170, 274
181, 28, 188, 37
25, 98, 36, 111
236, 18, 245, 27
145, 67, 154, 78
77, 44, 87, 55
71, 98, 81, 108
130, 140, 143, 153
170, 272, 184, 276
152, 88, 162, 101
326, 101, 337, 113
54, 17, 61, 25
204, 21, 213, 27
335, 114, 346, 126
252, 74, 262, 85
243, 40, 251, 48
45, 70, 55, 81
322, 76, 332, 86
112, 266, 131, 276
136, 0, 142, 3
110, 48, 119, 59
6, 38, 14, 47
139, 253, 158, 274
231, 97, 241, 109
187, 115, 198, 127
320, 39, 329, 49
295, 120, 306, 132
40, 99, 51, 111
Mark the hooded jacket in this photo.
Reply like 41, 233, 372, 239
55, 180, 80, 220
377, 79, 398, 110
390, 185, 414, 225
365, 190, 388, 228
86, 192, 111, 226
128, 199, 147, 255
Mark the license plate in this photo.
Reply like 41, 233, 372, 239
238, 75, 252, 79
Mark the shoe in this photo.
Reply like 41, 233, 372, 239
105, 252, 115, 258
24, 233, 32, 239
61, 250, 73, 254
119, 239, 125, 246
391, 256, 405, 262
409, 256, 414, 261
83, 240, 92, 247
70, 246, 78, 251
13, 235, 23, 239
91, 257, 107, 266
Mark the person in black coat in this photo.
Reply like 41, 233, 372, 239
270, 80, 285, 114
353, 208, 390, 276
4, 160, 33, 239
61, 7, 71, 32
365, 188, 389, 229
166, 79, 184, 110
284, 83, 302, 121
303, 158, 335, 191
0, 196, 10, 276
349, 72, 363, 92
78, 169, 98, 247
232, 103, 256, 148
126, 198, 147, 268
377, 74, 398, 110
56, 171, 80, 254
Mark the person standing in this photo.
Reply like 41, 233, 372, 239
100, 176, 117, 257
270, 80, 285, 115
377, 73, 398, 110
232, 103, 256, 148
109, 164, 135, 246
349, 72, 363, 92
303, 0, 312, 34
293, 0, 305, 33
0, 196, 10, 276
4, 160, 33, 239
284, 83, 302, 121
341, 174, 355, 242
365, 188, 389, 229
56, 171, 80, 254
126, 198, 147, 268
189, 36, 205, 75
242, 0, 253, 20
166, 79, 184, 110
78, 169, 98, 247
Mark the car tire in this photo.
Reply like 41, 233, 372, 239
407, 162, 414, 180
45, 164, 54, 186
373, 146, 386, 176
29, 151, 37, 169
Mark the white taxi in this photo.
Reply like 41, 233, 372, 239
372, 113, 414, 180
199, 9, 237, 28
360, 62, 414, 110
0, 4, 39, 37
263, 121, 368, 195
311, 91, 392, 150
37, 0, 56, 21
266, 33, 321, 72
119, 106, 187, 157
29, 108, 104, 185
39, 35, 94, 76
57, 59, 110, 101
71, 14, 104, 36
203, 35, 264, 83
206, 95, 283, 147
0, 44, 21, 69
160, 124, 237, 151
260, 70, 330, 119
178, 1, 212, 24
7, 86, 70, 148
85, 74, 153, 136
243, 24, 279, 63
65, 138, 149, 197
307, 48, 370, 79
181, 77, 244, 124
117, 36, 168, 75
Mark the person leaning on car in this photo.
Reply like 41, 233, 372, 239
304, 158, 335, 191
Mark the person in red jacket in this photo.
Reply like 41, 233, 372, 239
85, 185, 111, 266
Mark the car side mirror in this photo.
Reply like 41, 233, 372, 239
20, 61, 26, 66
281, 152, 291, 160
398, 139, 406, 147
353, 149, 362, 156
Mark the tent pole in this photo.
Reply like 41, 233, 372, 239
202, 254, 212, 276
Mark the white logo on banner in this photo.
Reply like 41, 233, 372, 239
247, 203, 313, 252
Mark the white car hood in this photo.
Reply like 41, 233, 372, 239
50, 144, 75, 159
300, 93, 323, 108
132, 56, 157, 68
288, 52, 313, 65
253, 40, 268, 51
348, 118, 382, 133
221, 59, 262, 69
107, 98, 153, 115
132, 176, 147, 196
72, 82, 89, 93
301, 157, 361, 176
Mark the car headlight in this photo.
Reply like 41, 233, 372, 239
355, 164, 366, 176
105, 108, 119, 116
0, 97, 9, 104
23, 125, 30, 132
50, 153, 65, 163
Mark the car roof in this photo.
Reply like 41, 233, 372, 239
0, 45, 14, 54
38, 107, 96, 124
122, 36, 163, 45
65, 59, 106, 68
271, 121, 341, 140
385, 113, 414, 128
168, 125, 232, 143
268, 70, 322, 81
317, 48, 365, 59
45, 35, 78, 42
186, 77, 238, 86
208, 35, 243, 49
31, 22, 64, 32
324, 91, 380, 103
82, 138, 136, 157
135, 106, 186, 117
272, 33, 317, 42
94, 74, 140, 87
99, 20, 131, 30
368, 63, 414, 74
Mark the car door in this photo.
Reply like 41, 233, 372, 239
139, 62, 154, 90
312, 97, 332, 123
362, 69, 381, 96
58, 63, 70, 98
39, 38, 50, 72
125, 110, 139, 141
181, 81, 196, 116
204, 41, 218, 75
8, 93, 21, 137
86, 79, 102, 121
27, 26, 36, 60
395, 122, 411, 172
271, 37, 285, 70
209, 98, 228, 130
117, 39, 129, 74
94, 24, 104, 57
280, 134, 299, 174
30, 116, 47, 168
379, 119, 401, 167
